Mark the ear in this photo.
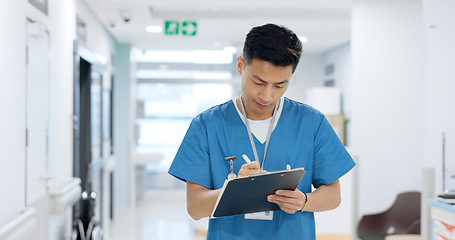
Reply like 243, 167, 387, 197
236, 56, 243, 75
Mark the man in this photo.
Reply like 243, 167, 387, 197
168, 23, 355, 239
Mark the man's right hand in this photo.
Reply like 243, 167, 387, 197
238, 161, 267, 178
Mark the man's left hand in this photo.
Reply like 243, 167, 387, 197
267, 188, 306, 214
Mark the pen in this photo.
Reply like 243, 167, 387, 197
242, 154, 252, 164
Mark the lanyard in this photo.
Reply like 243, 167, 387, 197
240, 96, 279, 170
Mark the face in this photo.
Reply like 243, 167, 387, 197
237, 56, 293, 120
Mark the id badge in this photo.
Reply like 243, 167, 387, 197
244, 211, 273, 220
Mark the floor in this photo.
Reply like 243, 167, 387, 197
104, 170, 354, 240
108, 189, 208, 240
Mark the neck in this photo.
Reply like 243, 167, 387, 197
237, 97, 279, 121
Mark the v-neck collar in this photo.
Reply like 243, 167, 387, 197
229, 96, 286, 144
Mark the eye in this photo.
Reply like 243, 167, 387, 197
275, 85, 284, 89
252, 80, 263, 86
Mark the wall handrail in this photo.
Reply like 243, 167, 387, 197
0, 208, 37, 240
48, 178, 82, 214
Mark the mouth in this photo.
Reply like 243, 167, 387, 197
255, 101, 269, 109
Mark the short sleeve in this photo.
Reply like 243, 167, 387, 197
312, 115, 355, 188
168, 114, 213, 189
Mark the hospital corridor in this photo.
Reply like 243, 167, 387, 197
1, 0, 455, 240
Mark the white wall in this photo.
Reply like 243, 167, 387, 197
422, 0, 455, 194
323, 43, 352, 117
76, 0, 114, 65
285, 54, 324, 102
47, 0, 77, 195
0, 0, 27, 228
47, 1, 77, 239
351, 0, 425, 219
0, 0, 78, 238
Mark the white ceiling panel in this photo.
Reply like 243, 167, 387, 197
82, 0, 351, 54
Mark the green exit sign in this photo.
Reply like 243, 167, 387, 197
164, 20, 197, 36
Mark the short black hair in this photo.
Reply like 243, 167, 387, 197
243, 23, 303, 73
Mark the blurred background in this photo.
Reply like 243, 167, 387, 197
1, 0, 454, 239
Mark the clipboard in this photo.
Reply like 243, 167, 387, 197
210, 168, 306, 218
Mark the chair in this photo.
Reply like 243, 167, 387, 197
357, 191, 421, 240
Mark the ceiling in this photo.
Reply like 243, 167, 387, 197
83, 0, 351, 55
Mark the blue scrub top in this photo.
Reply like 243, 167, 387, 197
168, 97, 356, 240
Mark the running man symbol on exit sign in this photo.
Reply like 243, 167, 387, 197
164, 21, 179, 35
164, 21, 197, 36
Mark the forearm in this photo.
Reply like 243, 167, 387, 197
186, 181, 221, 220
304, 180, 341, 212
268, 179, 341, 214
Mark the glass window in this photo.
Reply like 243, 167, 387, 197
135, 82, 233, 172
91, 73, 102, 161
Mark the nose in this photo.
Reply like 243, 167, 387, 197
259, 85, 273, 103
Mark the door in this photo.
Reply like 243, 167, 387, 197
73, 51, 105, 239
25, 18, 50, 205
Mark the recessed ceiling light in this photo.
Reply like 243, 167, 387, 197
137, 50, 233, 64
298, 36, 309, 44
223, 47, 237, 54
146, 25, 162, 33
